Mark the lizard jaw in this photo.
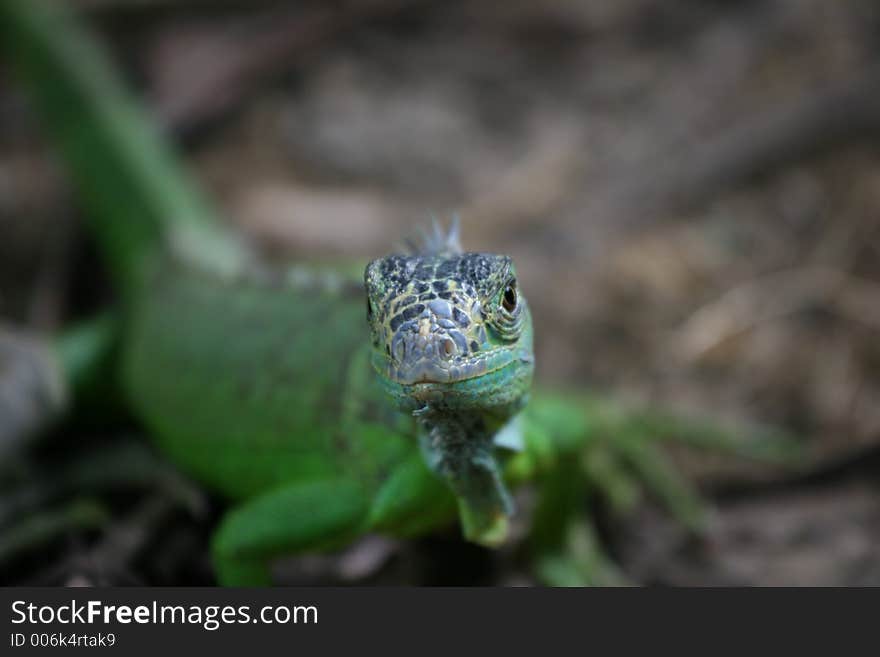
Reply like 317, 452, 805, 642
387, 347, 494, 386
380, 339, 523, 387
372, 349, 534, 415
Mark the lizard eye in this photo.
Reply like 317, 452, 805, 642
502, 279, 518, 313
366, 298, 374, 321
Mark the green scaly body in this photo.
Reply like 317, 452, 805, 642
125, 251, 456, 534
122, 243, 546, 581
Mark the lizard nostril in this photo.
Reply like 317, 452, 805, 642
441, 338, 456, 359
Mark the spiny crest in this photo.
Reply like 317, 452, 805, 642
402, 214, 462, 256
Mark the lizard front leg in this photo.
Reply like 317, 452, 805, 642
517, 389, 801, 585
211, 478, 370, 585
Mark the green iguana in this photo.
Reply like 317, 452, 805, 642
0, 0, 796, 585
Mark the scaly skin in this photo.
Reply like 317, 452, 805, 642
122, 250, 462, 582
1, 0, 800, 585
119, 234, 541, 581
364, 224, 535, 544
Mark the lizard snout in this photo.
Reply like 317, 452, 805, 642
389, 302, 472, 384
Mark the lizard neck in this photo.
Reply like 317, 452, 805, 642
415, 407, 513, 546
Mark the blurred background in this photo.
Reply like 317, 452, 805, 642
2, 0, 880, 585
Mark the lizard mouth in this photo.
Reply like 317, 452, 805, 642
374, 339, 528, 388
387, 357, 492, 386
373, 349, 534, 412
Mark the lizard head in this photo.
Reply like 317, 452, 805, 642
364, 219, 534, 421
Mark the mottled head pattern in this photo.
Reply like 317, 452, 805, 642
364, 220, 533, 414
